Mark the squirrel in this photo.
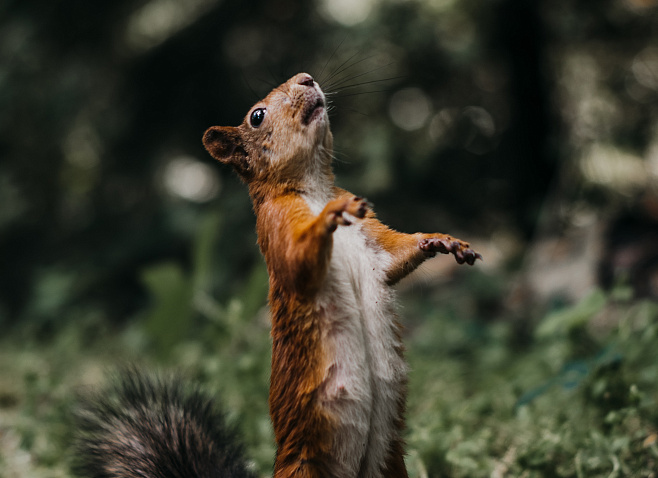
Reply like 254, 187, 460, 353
75, 73, 481, 478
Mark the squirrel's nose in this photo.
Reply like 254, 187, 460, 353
296, 73, 315, 87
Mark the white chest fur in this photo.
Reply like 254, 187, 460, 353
304, 192, 408, 477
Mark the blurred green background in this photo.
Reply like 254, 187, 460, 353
1, 0, 658, 476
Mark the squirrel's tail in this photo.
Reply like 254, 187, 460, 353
73, 369, 255, 478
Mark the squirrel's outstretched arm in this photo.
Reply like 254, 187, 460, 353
361, 210, 481, 286
326, 189, 481, 286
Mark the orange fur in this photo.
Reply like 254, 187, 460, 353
260, 192, 335, 476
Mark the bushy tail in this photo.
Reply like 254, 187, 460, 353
74, 369, 256, 478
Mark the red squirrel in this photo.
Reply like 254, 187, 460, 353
75, 73, 480, 478
202, 73, 480, 477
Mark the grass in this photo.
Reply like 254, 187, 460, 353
1, 262, 657, 477
404, 293, 658, 477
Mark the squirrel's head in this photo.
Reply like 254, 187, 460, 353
203, 73, 333, 184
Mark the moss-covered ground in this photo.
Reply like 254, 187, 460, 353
1, 266, 657, 477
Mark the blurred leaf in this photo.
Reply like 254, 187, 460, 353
192, 210, 223, 292
141, 262, 193, 355
238, 262, 269, 321
30, 269, 76, 318
536, 289, 607, 338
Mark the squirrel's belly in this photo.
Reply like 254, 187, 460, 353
316, 225, 407, 477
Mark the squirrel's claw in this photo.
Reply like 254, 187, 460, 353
419, 237, 482, 266
348, 196, 370, 219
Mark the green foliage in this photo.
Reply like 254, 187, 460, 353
404, 289, 658, 478
2, 269, 658, 477
141, 262, 195, 355
536, 290, 607, 339
140, 210, 225, 355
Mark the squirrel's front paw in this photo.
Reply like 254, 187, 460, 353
325, 196, 370, 231
343, 196, 369, 221
419, 236, 482, 265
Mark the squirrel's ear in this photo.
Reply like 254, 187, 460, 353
202, 126, 251, 177
203, 126, 243, 162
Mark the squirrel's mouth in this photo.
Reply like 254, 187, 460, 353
302, 97, 325, 126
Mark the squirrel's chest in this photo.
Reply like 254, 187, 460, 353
316, 225, 407, 477
317, 224, 398, 367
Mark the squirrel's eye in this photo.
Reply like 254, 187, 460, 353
250, 108, 266, 128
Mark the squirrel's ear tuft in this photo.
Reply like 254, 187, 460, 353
203, 126, 251, 178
